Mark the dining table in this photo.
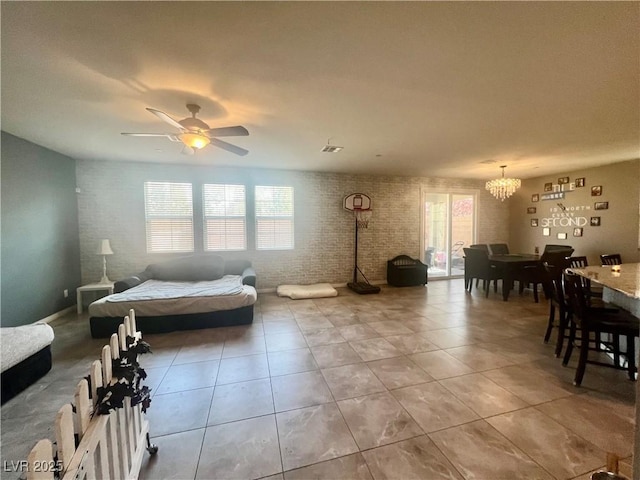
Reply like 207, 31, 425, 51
488, 253, 541, 301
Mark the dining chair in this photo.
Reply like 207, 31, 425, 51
518, 248, 573, 303
489, 243, 509, 255
468, 245, 490, 287
546, 263, 619, 358
562, 271, 638, 386
600, 253, 622, 265
463, 247, 502, 297
543, 244, 573, 254
543, 263, 571, 356
568, 256, 603, 302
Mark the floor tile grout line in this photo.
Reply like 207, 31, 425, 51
265, 324, 287, 478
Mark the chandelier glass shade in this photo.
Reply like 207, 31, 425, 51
179, 132, 210, 149
485, 165, 521, 201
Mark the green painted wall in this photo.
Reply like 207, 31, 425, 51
1, 132, 81, 326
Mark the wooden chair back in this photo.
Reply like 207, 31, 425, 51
489, 243, 509, 255
600, 254, 622, 265
469, 244, 489, 253
568, 256, 588, 268
463, 247, 490, 275
543, 244, 573, 254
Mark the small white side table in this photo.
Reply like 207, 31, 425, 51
77, 282, 114, 314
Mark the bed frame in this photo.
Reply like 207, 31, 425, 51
1, 346, 52, 404
90, 305, 254, 338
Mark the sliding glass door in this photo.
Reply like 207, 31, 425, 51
422, 190, 477, 279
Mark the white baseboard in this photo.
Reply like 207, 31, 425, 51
36, 306, 75, 324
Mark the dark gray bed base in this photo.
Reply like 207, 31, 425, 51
1, 346, 52, 404
89, 305, 254, 338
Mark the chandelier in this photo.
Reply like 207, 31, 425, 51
485, 165, 521, 201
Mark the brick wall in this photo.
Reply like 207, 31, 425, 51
76, 160, 508, 288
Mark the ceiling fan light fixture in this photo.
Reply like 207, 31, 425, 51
180, 132, 210, 149
486, 165, 521, 201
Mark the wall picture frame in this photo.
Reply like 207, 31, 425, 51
531, 194, 539, 202
591, 185, 602, 196
590, 216, 601, 226
558, 176, 569, 185
544, 183, 553, 192
542, 227, 550, 236
575, 177, 585, 188
573, 227, 583, 237
531, 218, 538, 227
527, 207, 536, 214
594, 201, 609, 210
557, 232, 567, 240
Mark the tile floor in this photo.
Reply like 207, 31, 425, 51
1, 279, 636, 480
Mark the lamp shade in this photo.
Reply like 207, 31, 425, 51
96, 239, 114, 255
179, 132, 210, 149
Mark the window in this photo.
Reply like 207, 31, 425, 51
144, 182, 194, 252
203, 184, 246, 251
255, 185, 294, 250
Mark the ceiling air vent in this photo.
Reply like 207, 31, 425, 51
321, 144, 343, 153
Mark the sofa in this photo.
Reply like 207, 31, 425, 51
89, 255, 257, 338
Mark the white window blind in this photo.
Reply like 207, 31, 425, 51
255, 185, 294, 250
144, 182, 194, 253
203, 184, 247, 251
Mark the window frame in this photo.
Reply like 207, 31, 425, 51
254, 185, 295, 251
202, 183, 247, 252
143, 181, 195, 253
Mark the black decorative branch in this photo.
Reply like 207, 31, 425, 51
92, 336, 153, 417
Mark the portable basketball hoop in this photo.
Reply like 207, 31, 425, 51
343, 193, 380, 295
355, 209, 372, 229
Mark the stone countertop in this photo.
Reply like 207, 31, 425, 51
568, 263, 640, 300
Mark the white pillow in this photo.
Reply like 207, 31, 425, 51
276, 283, 338, 299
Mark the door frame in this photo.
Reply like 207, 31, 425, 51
420, 188, 479, 279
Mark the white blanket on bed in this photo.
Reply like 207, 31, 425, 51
107, 276, 244, 302
89, 275, 257, 318
1, 323, 55, 372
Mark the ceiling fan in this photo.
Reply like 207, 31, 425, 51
121, 104, 249, 156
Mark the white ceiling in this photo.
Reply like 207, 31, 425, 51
1, 2, 638, 180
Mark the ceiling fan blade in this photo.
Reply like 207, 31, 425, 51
181, 145, 196, 155
204, 125, 249, 137
211, 138, 249, 156
146, 108, 185, 130
121, 133, 181, 142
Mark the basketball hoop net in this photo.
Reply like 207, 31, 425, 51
354, 209, 372, 229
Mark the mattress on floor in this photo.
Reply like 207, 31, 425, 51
1, 322, 55, 372
88, 275, 257, 318
276, 283, 338, 299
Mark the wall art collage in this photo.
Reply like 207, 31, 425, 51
529, 176, 608, 240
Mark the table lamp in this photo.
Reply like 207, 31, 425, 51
96, 239, 114, 284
